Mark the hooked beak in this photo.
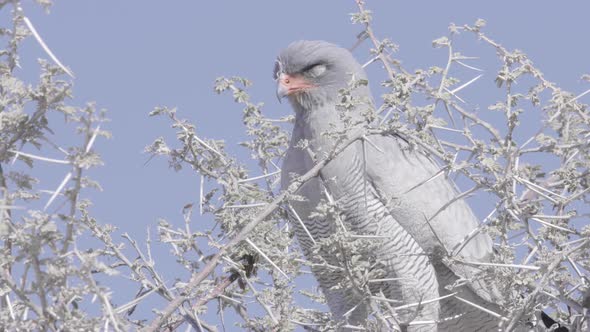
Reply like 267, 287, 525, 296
276, 73, 315, 103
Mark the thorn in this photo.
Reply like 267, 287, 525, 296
22, 16, 75, 78
450, 74, 483, 95
454, 60, 484, 72
44, 172, 72, 211
245, 238, 290, 280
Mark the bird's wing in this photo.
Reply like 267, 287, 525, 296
364, 132, 501, 302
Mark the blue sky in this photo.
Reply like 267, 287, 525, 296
12, 0, 590, 328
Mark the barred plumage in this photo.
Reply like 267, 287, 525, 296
277, 40, 522, 331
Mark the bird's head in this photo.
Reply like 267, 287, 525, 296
274, 40, 368, 111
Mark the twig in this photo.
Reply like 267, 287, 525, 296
143, 129, 370, 332
455, 260, 540, 271
354, 0, 401, 82
530, 217, 576, 234
454, 295, 507, 320
199, 175, 204, 215
401, 165, 449, 196
169, 273, 237, 331
427, 185, 479, 223
245, 238, 289, 280
0, 268, 55, 326
237, 170, 281, 183
392, 293, 457, 311
368, 277, 411, 283
504, 240, 589, 330
287, 205, 317, 245
224, 202, 267, 209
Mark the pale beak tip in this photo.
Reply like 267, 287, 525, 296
276, 83, 288, 103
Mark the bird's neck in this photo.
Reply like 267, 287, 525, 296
292, 102, 363, 155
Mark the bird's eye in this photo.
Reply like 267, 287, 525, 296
306, 64, 327, 77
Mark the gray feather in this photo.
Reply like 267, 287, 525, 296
278, 40, 511, 331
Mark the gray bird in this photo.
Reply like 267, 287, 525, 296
276, 40, 506, 331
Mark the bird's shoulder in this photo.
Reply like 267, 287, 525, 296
364, 133, 493, 261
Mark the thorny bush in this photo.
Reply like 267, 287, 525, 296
0, 1, 588, 331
